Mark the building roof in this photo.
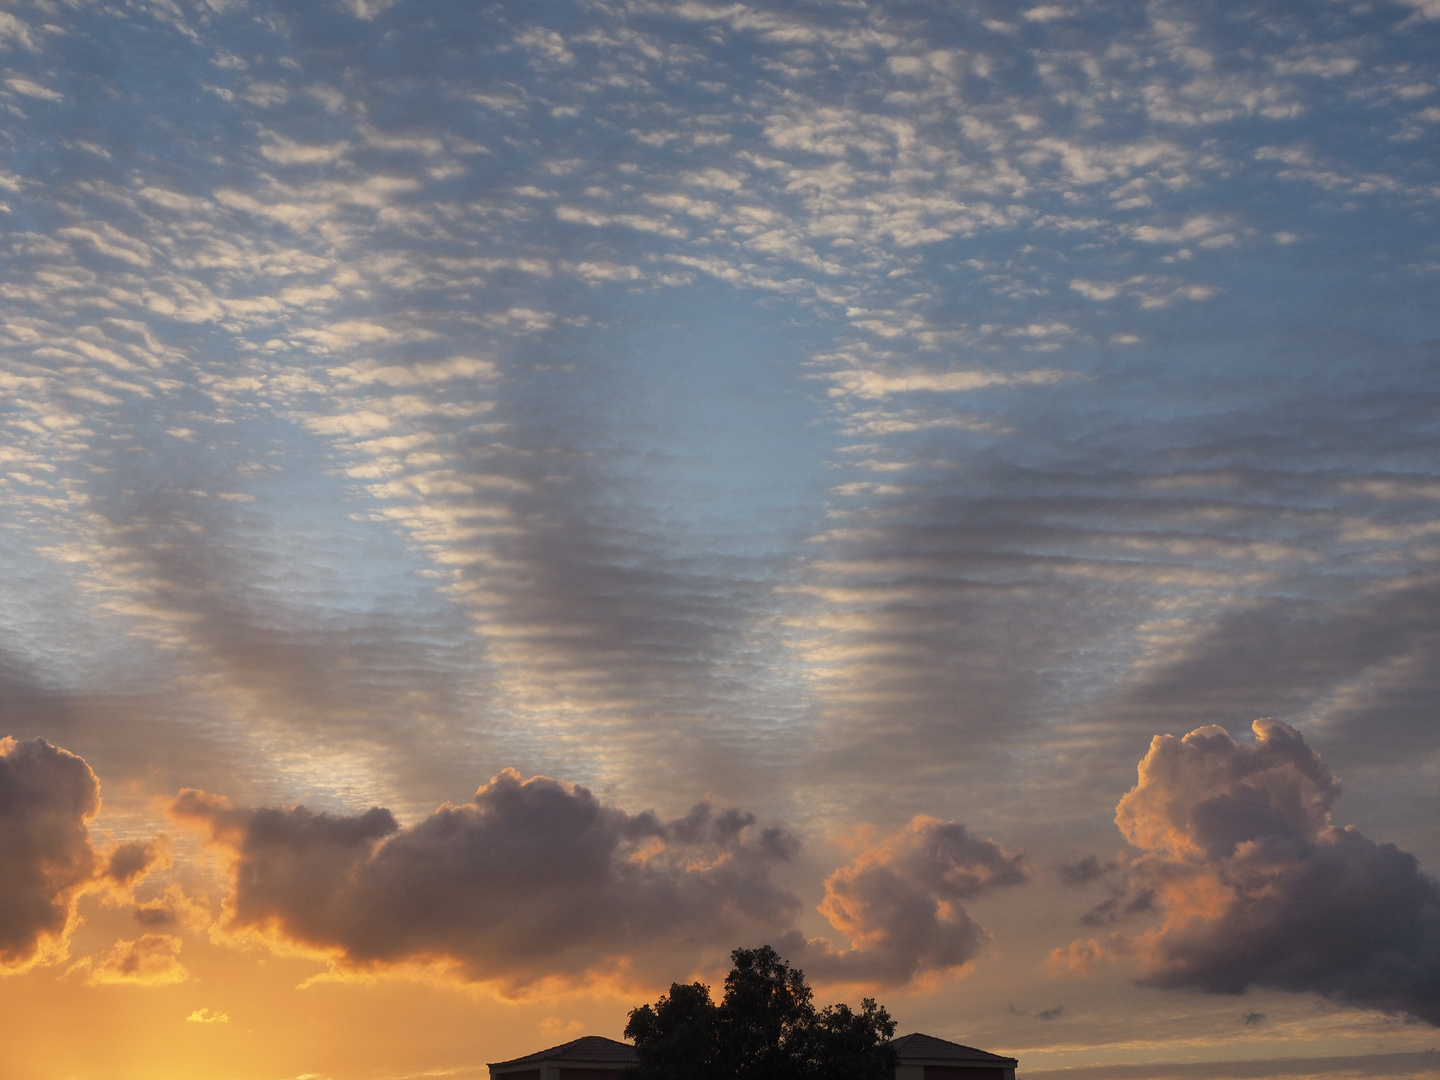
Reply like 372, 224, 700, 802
890, 1032, 1017, 1065
489, 1035, 639, 1069
490, 1031, 1014, 1071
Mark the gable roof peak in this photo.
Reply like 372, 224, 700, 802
890, 1032, 1017, 1064
488, 1034, 638, 1068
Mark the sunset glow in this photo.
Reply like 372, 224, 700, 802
2, 1, 1440, 1078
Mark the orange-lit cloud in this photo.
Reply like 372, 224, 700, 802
799, 815, 1030, 986
133, 883, 210, 931
1115, 720, 1340, 861
0, 738, 166, 974
1046, 936, 1110, 976
77, 933, 189, 986
170, 768, 802, 991
1063, 720, 1440, 1024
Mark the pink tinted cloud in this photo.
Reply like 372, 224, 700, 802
1058, 721, 1440, 1024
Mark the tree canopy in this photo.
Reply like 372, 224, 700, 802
623, 946, 897, 1080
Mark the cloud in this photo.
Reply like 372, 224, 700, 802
78, 933, 189, 986
829, 367, 1076, 400
133, 884, 210, 930
5, 76, 61, 102
169, 767, 1029, 993
1057, 855, 1118, 886
799, 816, 1030, 986
1398, 0, 1440, 20
171, 768, 801, 991
1080, 721, 1440, 1023
0, 738, 165, 973
1047, 937, 1107, 976
0, 12, 38, 52
108, 839, 168, 887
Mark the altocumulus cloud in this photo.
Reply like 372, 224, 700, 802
1058, 721, 1440, 1024
171, 770, 1029, 991
0, 737, 166, 972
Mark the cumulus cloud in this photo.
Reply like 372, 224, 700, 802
798, 816, 1030, 985
170, 772, 1031, 991
171, 768, 802, 990
0, 738, 165, 972
1068, 721, 1440, 1024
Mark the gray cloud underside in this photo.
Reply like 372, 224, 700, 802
173, 768, 803, 987
0, 738, 162, 968
1109, 722, 1440, 1024
171, 767, 1024, 988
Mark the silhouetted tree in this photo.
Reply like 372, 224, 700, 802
624, 946, 896, 1080
624, 980, 721, 1080
799, 998, 897, 1080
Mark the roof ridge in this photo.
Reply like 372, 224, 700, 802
890, 1032, 1016, 1064
488, 1034, 638, 1068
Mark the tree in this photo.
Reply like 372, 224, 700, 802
624, 980, 720, 1080
800, 999, 897, 1080
624, 946, 896, 1080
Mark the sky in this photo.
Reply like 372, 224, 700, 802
1, 0, 1440, 1077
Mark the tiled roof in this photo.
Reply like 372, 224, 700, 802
890, 1032, 1017, 1065
489, 1035, 639, 1069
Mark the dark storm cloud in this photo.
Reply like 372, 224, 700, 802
1093, 721, 1440, 1024
0, 738, 164, 971
797, 816, 1030, 986
171, 767, 803, 989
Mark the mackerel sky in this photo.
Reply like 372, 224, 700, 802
2, 1, 1440, 1078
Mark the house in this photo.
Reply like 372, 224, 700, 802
892, 1032, 1018, 1080
488, 1035, 639, 1080
488, 1030, 1017, 1080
